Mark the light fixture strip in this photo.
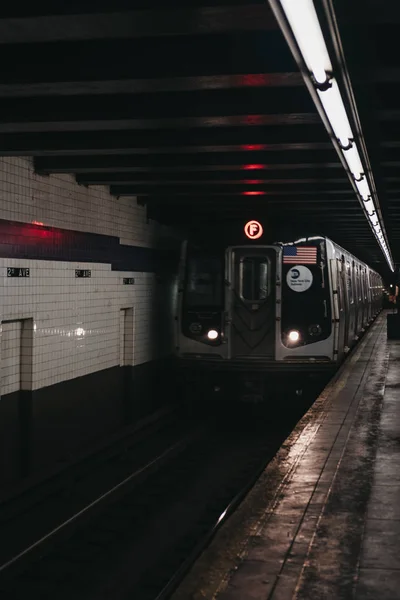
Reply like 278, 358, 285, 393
342, 145, 364, 181
280, 0, 332, 84
316, 81, 353, 148
268, 0, 394, 271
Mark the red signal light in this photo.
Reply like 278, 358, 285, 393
243, 191, 266, 196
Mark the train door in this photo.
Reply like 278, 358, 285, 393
347, 260, 357, 344
355, 264, 363, 334
330, 258, 348, 359
361, 267, 368, 328
227, 247, 277, 358
353, 264, 358, 334
367, 270, 373, 320
354, 264, 360, 334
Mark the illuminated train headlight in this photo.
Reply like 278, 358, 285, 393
288, 330, 300, 343
207, 329, 219, 340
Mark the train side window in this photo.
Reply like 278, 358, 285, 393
240, 256, 270, 302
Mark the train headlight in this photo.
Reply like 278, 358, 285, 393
189, 322, 202, 334
309, 324, 322, 336
207, 329, 219, 340
288, 330, 300, 343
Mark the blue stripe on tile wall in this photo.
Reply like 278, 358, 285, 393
0, 219, 179, 272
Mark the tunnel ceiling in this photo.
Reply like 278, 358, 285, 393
0, 0, 398, 277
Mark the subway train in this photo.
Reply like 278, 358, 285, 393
175, 232, 383, 402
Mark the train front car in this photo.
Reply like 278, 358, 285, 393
175, 236, 382, 403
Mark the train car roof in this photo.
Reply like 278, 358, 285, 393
185, 234, 382, 278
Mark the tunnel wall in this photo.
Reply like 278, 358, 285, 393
0, 157, 180, 489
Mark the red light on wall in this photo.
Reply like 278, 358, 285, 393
242, 144, 264, 151
243, 115, 264, 126
31, 220, 44, 226
243, 191, 266, 196
244, 220, 263, 240
243, 164, 265, 170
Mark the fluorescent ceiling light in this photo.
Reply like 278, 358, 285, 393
343, 144, 364, 180
280, 0, 332, 84
363, 198, 375, 216
270, 0, 395, 271
355, 178, 370, 200
317, 80, 353, 147
370, 216, 379, 227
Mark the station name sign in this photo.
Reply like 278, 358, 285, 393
7, 267, 30, 277
75, 269, 91, 278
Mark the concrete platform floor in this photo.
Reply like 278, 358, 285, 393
171, 311, 400, 600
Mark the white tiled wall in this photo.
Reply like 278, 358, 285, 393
0, 156, 177, 247
0, 259, 176, 392
0, 157, 179, 394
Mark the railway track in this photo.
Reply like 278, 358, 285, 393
0, 405, 199, 576
0, 389, 324, 600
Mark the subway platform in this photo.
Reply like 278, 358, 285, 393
172, 310, 400, 600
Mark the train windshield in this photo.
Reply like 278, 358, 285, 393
240, 256, 270, 302
184, 254, 223, 307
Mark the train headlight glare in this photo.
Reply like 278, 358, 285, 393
288, 330, 300, 343
207, 329, 219, 340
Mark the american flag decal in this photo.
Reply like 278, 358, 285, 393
283, 246, 317, 264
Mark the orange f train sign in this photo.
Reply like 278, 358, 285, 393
244, 220, 263, 240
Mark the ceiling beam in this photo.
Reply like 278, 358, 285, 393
110, 183, 352, 195
0, 5, 277, 45
139, 195, 360, 204
0, 114, 320, 135
34, 153, 340, 173
1, 32, 295, 84
1, 68, 399, 98
0, 87, 315, 123
0, 73, 304, 99
76, 172, 348, 185
0, 128, 331, 156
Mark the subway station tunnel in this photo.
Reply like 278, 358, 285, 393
0, 1, 399, 599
